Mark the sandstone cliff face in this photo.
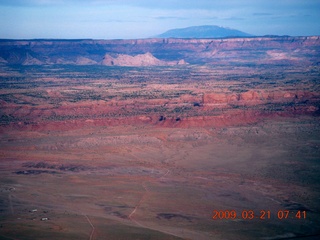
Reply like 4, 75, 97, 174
0, 36, 319, 66
101, 52, 186, 66
203, 90, 316, 105
1, 87, 319, 131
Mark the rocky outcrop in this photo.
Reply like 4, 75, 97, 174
1, 87, 319, 131
75, 57, 97, 65
101, 52, 186, 66
203, 90, 317, 105
22, 53, 43, 65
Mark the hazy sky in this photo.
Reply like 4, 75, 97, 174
0, 0, 319, 39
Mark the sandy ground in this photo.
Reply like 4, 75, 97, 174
0, 116, 319, 240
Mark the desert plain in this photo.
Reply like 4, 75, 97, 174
0, 37, 320, 239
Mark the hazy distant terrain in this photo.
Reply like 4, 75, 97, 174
0, 36, 319, 240
0, 36, 319, 66
155, 25, 253, 38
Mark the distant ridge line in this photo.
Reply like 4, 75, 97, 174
1, 36, 320, 42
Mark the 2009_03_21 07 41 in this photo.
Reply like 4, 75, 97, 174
212, 209, 307, 220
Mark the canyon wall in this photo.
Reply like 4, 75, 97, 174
0, 36, 319, 66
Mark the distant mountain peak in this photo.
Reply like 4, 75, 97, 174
155, 25, 252, 39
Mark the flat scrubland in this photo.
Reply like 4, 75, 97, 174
0, 63, 319, 240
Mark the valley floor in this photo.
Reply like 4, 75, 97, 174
0, 117, 319, 240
